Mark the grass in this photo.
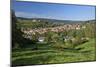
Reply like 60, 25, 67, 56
12, 38, 96, 66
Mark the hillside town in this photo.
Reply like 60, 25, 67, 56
21, 23, 86, 39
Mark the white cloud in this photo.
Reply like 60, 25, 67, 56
15, 12, 37, 18
15, 11, 52, 18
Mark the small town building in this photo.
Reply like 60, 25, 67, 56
38, 37, 45, 42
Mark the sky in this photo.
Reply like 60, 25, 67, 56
12, 0, 96, 21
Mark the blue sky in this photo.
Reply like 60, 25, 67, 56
12, 0, 96, 21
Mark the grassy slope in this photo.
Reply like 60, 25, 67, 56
12, 38, 96, 66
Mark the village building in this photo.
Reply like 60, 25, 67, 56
38, 37, 45, 42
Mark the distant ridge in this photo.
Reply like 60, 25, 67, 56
17, 17, 95, 24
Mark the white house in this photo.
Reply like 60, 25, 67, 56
38, 37, 45, 42
32, 19, 37, 22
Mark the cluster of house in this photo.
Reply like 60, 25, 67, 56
22, 24, 84, 34
21, 23, 86, 40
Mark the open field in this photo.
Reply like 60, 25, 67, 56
12, 38, 96, 66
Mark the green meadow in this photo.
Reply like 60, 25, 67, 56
12, 38, 96, 66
